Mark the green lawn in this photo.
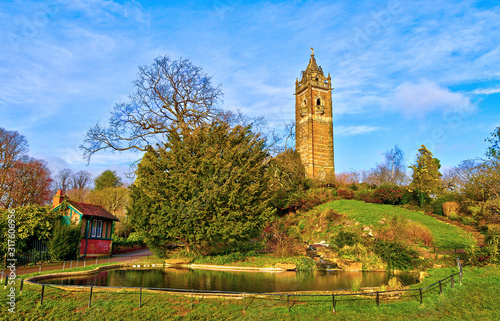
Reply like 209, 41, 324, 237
317, 200, 474, 249
1, 264, 499, 320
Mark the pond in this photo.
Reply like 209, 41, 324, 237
39, 267, 419, 293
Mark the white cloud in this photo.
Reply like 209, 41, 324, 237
393, 80, 475, 118
473, 88, 500, 95
335, 125, 379, 136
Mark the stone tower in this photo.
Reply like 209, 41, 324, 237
295, 48, 334, 180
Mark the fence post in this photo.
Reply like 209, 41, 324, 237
332, 294, 336, 313
84, 260, 86, 267
107, 257, 110, 264
76, 260, 79, 268
20, 279, 24, 294
96, 258, 98, 265
40, 284, 45, 305
419, 289, 423, 305
287, 294, 290, 312
70, 260, 73, 269
4, 274, 8, 288
139, 287, 142, 308
376, 292, 380, 307
63, 261, 65, 270
39, 263, 41, 273
439, 280, 442, 295
451, 274, 454, 289
88, 285, 93, 307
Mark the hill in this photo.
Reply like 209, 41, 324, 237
290, 199, 474, 249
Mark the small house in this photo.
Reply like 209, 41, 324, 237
52, 190, 119, 258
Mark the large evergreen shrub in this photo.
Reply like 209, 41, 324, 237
48, 221, 81, 261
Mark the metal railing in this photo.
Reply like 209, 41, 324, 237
1, 259, 464, 313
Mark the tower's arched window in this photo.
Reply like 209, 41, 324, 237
316, 98, 321, 105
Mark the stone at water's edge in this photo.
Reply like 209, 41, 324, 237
275, 263, 297, 270
164, 258, 191, 265
344, 262, 363, 271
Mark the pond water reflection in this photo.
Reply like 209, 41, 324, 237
40, 267, 419, 293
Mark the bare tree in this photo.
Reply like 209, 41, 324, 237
443, 159, 483, 191
80, 55, 223, 163
71, 170, 92, 190
371, 145, 407, 186
54, 168, 73, 194
0, 128, 28, 171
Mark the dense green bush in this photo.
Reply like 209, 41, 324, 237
337, 188, 354, 199
431, 194, 457, 216
287, 188, 336, 212
372, 185, 404, 205
354, 189, 373, 201
112, 234, 145, 247
467, 229, 499, 266
127, 232, 145, 243
364, 198, 383, 204
374, 240, 420, 270
193, 251, 252, 265
334, 230, 359, 248
400, 190, 431, 207
48, 221, 81, 261
461, 216, 477, 226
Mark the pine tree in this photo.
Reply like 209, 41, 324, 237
129, 122, 275, 255
409, 145, 443, 195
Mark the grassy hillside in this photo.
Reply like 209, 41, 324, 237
315, 200, 473, 249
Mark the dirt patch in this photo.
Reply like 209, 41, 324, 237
425, 212, 485, 246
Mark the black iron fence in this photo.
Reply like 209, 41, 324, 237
1, 260, 464, 313
13, 240, 49, 266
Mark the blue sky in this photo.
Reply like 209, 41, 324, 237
1, 0, 499, 183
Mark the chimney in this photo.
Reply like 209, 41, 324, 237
53, 189, 65, 207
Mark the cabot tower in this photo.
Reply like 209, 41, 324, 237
295, 48, 334, 180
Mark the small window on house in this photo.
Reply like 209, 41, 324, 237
96, 220, 103, 238
91, 221, 96, 238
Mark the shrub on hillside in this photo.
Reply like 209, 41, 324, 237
431, 194, 457, 216
372, 185, 404, 205
337, 188, 354, 199
334, 230, 359, 248
287, 188, 336, 212
48, 221, 81, 261
376, 215, 434, 246
400, 190, 431, 207
374, 240, 420, 270
364, 198, 383, 204
354, 189, 373, 201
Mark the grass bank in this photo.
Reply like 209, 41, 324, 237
317, 200, 474, 249
2, 264, 499, 320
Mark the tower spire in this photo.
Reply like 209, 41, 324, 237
305, 49, 320, 74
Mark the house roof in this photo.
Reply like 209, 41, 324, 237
70, 202, 119, 221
